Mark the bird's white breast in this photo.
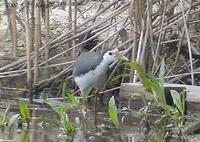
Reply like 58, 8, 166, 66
74, 60, 108, 93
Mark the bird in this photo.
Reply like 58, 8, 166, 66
80, 31, 99, 52
73, 48, 124, 102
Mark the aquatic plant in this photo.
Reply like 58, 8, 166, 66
44, 100, 75, 139
0, 102, 30, 132
108, 96, 120, 128
19, 101, 30, 123
170, 90, 186, 124
0, 104, 10, 131
57, 107, 75, 137
8, 114, 20, 129
124, 60, 187, 140
20, 130, 30, 142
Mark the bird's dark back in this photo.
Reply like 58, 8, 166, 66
73, 51, 103, 77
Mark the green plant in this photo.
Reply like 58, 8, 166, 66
44, 100, 75, 138
0, 104, 10, 130
108, 96, 120, 128
127, 59, 166, 105
20, 130, 30, 142
19, 101, 30, 123
0, 104, 21, 132
124, 60, 187, 140
67, 92, 79, 105
44, 82, 79, 138
170, 90, 186, 124
8, 114, 20, 129
57, 107, 75, 136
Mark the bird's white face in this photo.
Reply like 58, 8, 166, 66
103, 48, 123, 63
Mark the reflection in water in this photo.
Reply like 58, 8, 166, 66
0, 108, 142, 142
1, 106, 197, 142
20, 130, 29, 142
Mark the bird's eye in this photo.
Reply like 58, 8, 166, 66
108, 52, 113, 55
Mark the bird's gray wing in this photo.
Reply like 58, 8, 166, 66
73, 51, 102, 76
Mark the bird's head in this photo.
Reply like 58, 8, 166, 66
102, 47, 125, 63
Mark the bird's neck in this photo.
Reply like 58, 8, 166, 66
100, 58, 112, 69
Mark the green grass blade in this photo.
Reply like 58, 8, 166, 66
158, 59, 166, 104
62, 81, 68, 98
0, 115, 4, 126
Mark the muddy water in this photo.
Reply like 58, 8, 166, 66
0, 106, 143, 142
1, 99, 200, 142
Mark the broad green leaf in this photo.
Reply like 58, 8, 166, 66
170, 90, 184, 116
8, 114, 20, 128
108, 96, 120, 128
150, 77, 165, 104
127, 61, 167, 105
19, 101, 30, 121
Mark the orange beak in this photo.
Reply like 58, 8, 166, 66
113, 48, 125, 56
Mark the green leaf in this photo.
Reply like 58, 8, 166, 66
67, 93, 79, 105
62, 81, 68, 98
131, 92, 144, 97
148, 137, 160, 142
20, 130, 30, 142
19, 101, 30, 121
159, 59, 164, 86
158, 59, 166, 104
108, 96, 120, 128
127, 61, 150, 90
57, 107, 75, 136
3, 104, 10, 123
118, 55, 129, 62
0, 15, 2, 25
8, 114, 20, 128
170, 90, 184, 117
150, 77, 165, 104
180, 91, 186, 115
44, 99, 78, 113
127, 61, 167, 105
44, 100, 64, 114
0, 115, 4, 126
112, 73, 131, 82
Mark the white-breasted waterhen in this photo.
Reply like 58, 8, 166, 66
73, 47, 125, 111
